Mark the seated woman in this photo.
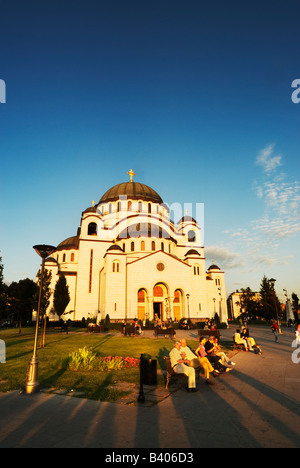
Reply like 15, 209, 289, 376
234, 329, 250, 351
240, 326, 256, 351
213, 337, 236, 366
196, 337, 231, 373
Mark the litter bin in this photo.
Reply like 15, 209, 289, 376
142, 358, 157, 385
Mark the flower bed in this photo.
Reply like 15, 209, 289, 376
68, 347, 140, 372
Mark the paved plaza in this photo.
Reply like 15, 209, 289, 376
0, 325, 300, 448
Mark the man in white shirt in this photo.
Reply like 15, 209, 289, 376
169, 342, 197, 392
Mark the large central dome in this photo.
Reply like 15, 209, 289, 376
99, 181, 163, 204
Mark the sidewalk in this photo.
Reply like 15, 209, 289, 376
0, 325, 300, 448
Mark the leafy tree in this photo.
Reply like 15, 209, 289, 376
0, 254, 8, 320
240, 287, 262, 319
259, 275, 281, 321
292, 293, 299, 324
7, 279, 37, 332
53, 274, 70, 319
33, 268, 52, 317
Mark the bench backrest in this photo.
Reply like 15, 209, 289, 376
198, 330, 220, 340
164, 356, 175, 375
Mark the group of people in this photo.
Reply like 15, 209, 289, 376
234, 326, 261, 353
169, 337, 236, 391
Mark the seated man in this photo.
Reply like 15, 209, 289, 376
169, 342, 197, 392
181, 339, 216, 386
204, 336, 232, 373
240, 326, 255, 350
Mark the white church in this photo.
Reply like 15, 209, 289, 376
44, 170, 228, 324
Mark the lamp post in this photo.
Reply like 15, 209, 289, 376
24, 244, 56, 395
186, 294, 190, 320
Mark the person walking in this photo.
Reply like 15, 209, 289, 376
271, 321, 279, 343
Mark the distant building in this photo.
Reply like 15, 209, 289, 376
227, 290, 261, 319
41, 172, 228, 323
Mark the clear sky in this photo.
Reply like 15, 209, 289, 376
1, 0, 300, 301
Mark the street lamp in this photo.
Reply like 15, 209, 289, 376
186, 294, 190, 320
24, 244, 56, 395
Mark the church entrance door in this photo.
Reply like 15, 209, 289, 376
153, 302, 162, 320
153, 283, 168, 321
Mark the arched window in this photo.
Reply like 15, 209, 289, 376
88, 222, 97, 236
188, 230, 196, 242
161, 242, 164, 252
153, 285, 164, 297
151, 241, 156, 251
138, 201, 142, 212
117, 201, 121, 212
148, 203, 151, 214
194, 264, 200, 275
138, 289, 145, 303
128, 201, 132, 211
63, 253, 66, 262
113, 260, 120, 273
131, 241, 135, 252
141, 240, 145, 251
71, 253, 75, 262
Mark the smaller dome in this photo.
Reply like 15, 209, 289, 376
185, 249, 201, 257
106, 245, 124, 252
57, 236, 79, 250
208, 263, 221, 271
178, 216, 197, 224
82, 206, 97, 215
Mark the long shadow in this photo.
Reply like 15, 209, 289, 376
218, 369, 300, 446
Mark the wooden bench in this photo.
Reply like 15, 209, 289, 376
154, 327, 176, 338
198, 329, 220, 341
233, 335, 246, 351
87, 325, 104, 333
163, 356, 185, 389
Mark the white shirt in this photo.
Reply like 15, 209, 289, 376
169, 347, 182, 368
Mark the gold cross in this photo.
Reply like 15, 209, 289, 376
92, 200, 95, 207
127, 169, 136, 182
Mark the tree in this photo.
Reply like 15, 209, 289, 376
0, 254, 8, 320
259, 275, 281, 321
240, 287, 262, 319
33, 268, 52, 317
292, 293, 299, 324
53, 274, 70, 320
7, 279, 37, 333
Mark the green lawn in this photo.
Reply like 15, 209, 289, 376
0, 329, 233, 402
0, 329, 200, 401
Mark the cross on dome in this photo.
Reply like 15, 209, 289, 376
127, 169, 136, 182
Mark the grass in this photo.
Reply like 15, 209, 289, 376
0, 328, 233, 402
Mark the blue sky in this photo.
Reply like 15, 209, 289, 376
1, 0, 300, 301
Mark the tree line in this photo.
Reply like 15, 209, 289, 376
0, 254, 70, 332
232, 275, 299, 323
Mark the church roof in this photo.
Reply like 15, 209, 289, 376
185, 249, 201, 257
99, 182, 163, 205
57, 236, 79, 250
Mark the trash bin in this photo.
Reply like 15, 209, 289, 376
142, 358, 157, 385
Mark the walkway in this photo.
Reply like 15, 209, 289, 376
0, 325, 299, 448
